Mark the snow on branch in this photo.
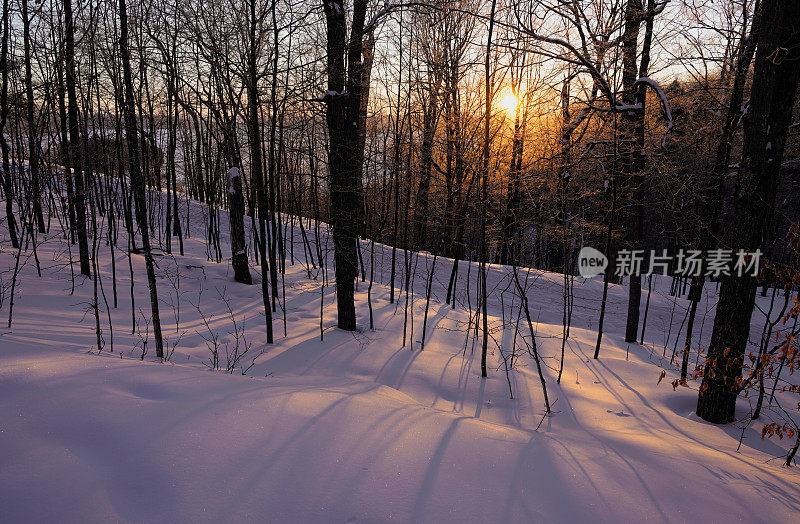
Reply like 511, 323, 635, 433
309, 90, 348, 103
365, 1, 393, 33
325, 0, 343, 15
634, 76, 673, 147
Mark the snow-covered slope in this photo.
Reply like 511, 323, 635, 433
0, 199, 798, 522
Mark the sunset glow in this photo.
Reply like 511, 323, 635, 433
499, 92, 519, 114
3, 0, 799, 521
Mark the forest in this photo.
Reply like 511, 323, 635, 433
1, 0, 800, 521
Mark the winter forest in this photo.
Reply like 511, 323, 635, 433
2, 0, 800, 521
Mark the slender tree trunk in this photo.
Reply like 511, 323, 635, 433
266, 0, 280, 309
0, 0, 18, 249
479, 0, 498, 378
65, 0, 91, 276
119, 0, 164, 359
413, 83, 437, 250
22, 0, 45, 233
250, 0, 273, 342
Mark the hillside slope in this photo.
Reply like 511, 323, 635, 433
1, 200, 798, 522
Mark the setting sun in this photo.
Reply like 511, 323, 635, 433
499, 92, 519, 114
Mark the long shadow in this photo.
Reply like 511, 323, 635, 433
567, 335, 799, 486
409, 417, 463, 522
259, 331, 357, 376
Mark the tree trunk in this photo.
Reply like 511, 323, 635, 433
226, 158, 253, 285
414, 85, 438, 250
500, 55, 525, 266
250, 0, 273, 342
0, 0, 18, 249
119, 0, 164, 359
697, 0, 800, 423
64, 0, 91, 276
622, 0, 648, 343
684, 0, 761, 384
322, 0, 369, 331
480, 0, 498, 378
22, 0, 45, 234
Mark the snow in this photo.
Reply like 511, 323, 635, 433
312, 90, 347, 103
1, 192, 799, 521
614, 102, 642, 112
365, 1, 394, 33
325, 1, 342, 15
634, 76, 673, 146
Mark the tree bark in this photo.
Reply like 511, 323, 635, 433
119, 0, 164, 359
250, 0, 273, 342
22, 0, 45, 234
683, 0, 761, 384
480, 0, 498, 378
622, 0, 644, 343
64, 0, 91, 276
0, 0, 18, 248
697, 0, 800, 423
322, 0, 369, 331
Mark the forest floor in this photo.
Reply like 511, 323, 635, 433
1, 195, 799, 522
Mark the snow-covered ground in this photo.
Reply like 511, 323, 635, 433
1, 195, 798, 522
